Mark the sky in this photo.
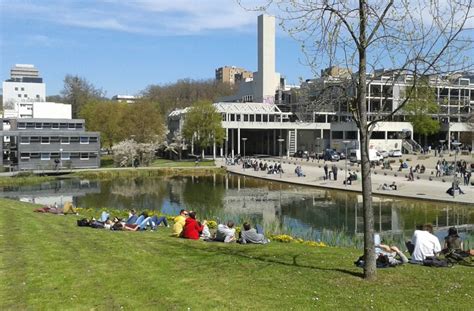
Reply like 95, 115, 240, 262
0, 0, 314, 97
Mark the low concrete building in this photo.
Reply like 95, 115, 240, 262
1, 118, 100, 171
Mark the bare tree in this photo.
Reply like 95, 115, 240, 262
239, 0, 473, 279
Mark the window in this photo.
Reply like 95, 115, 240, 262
75, 123, 83, 129
43, 123, 51, 129
41, 153, 50, 160
35, 123, 42, 129
61, 137, 70, 144
30, 136, 40, 143
61, 152, 70, 160
345, 131, 357, 139
24, 94, 27, 98
36, 95, 40, 99
18, 123, 26, 129
26, 122, 34, 129
52, 123, 59, 129
41, 137, 50, 144
30, 153, 40, 159
20, 137, 30, 144
244, 114, 249, 122
80, 137, 89, 144
60, 123, 68, 129
89, 137, 98, 143
50, 136, 60, 143
371, 131, 386, 139
15, 87, 18, 91
80, 153, 89, 160
89, 152, 98, 158
71, 152, 80, 159
70, 137, 80, 143
332, 131, 343, 139
18, 94, 21, 98
50, 153, 60, 159
68, 123, 76, 130
20, 153, 30, 160
21, 87, 24, 91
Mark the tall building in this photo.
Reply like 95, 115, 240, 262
215, 66, 253, 85
218, 14, 283, 103
2, 64, 46, 111
2, 64, 71, 119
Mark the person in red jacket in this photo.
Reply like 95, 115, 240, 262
182, 211, 207, 240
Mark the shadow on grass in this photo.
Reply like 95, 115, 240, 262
157, 237, 364, 279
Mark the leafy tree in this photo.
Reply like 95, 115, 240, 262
182, 101, 225, 158
141, 79, 235, 115
244, 0, 473, 280
404, 84, 440, 142
79, 100, 128, 148
60, 75, 105, 118
124, 100, 166, 144
112, 139, 157, 167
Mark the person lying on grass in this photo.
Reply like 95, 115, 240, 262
239, 222, 270, 244
34, 201, 78, 215
376, 244, 408, 265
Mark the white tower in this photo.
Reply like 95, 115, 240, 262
255, 14, 281, 104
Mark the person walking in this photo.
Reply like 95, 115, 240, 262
324, 163, 329, 180
332, 164, 338, 181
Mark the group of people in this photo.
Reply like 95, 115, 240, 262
77, 210, 169, 231
294, 165, 305, 177
172, 209, 270, 244
378, 181, 398, 191
374, 224, 472, 266
323, 163, 338, 181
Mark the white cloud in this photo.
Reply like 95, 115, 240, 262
1, 0, 263, 35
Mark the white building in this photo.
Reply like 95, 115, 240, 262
2, 64, 71, 120
111, 95, 139, 104
219, 14, 283, 104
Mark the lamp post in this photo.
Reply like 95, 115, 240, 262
242, 137, 247, 170
277, 138, 284, 178
342, 140, 350, 187
451, 141, 461, 199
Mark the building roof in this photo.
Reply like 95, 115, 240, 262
168, 102, 284, 118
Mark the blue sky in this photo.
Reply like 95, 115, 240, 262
0, 0, 313, 97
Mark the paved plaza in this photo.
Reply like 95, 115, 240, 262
221, 153, 474, 205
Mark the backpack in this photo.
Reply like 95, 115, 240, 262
423, 256, 451, 268
354, 254, 394, 268
77, 218, 90, 227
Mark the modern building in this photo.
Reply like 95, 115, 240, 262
219, 15, 283, 104
2, 64, 46, 111
215, 66, 253, 85
2, 64, 71, 119
0, 118, 100, 171
111, 95, 139, 104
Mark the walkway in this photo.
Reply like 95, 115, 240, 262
221, 157, 474, 205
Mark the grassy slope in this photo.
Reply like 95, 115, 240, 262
0, 199, 472, 310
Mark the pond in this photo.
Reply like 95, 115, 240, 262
2, 173, 473, 248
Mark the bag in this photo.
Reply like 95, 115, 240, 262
423, 256, 451, 268
445, 250, 473, 266
90, 221, 105, 229
354, 254, 394, 268
77, 218, 90, 227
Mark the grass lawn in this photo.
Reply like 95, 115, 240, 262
151, 158, 215, 167
1, 199, 472, 310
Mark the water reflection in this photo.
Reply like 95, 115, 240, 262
1, 174, 472, 248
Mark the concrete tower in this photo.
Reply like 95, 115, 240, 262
255, 14, 281, 104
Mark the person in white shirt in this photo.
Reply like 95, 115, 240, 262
215, 221, 236, 243
408, 224, 442, 263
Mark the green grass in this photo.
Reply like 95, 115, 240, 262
0, 174, 56, 187
1, 199, 473, 310
151, 158, 215, 167
100, 155, 114, 168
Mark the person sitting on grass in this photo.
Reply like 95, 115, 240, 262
389, 181, 398, 190
172, 209, 188, 237
239, 222, 270, 244
406, 223, 441, 263
215, 221, 236, 243
443, 227, 463, 252
376, 244, 408, 265
182, 211, 207, 240
446, 182, 465, 196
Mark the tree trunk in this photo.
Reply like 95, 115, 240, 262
358, 0, 376, 280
